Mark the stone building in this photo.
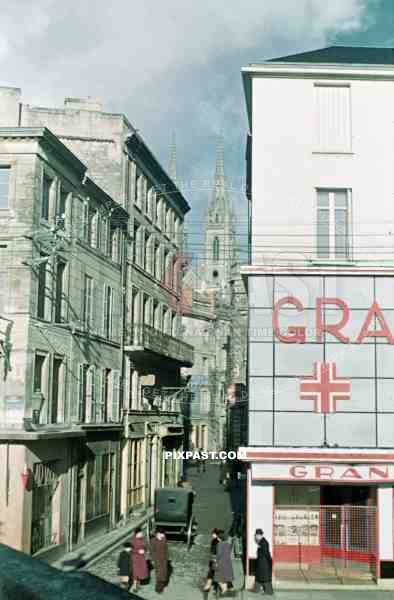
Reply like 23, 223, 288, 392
0, 87, 192, 558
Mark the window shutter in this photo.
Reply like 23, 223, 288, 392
103, 283, 108, 338
90, 279, 95, 334
112, 289, 117, 342
315, 85, 351, 152
90, 366, 96, 422
112, 370, 120, 422
78, 365, 85, 422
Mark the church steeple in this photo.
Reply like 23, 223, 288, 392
169, 131, 177, 183
200, 137, 235, 295
208, 136, 230, 224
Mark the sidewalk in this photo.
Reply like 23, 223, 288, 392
52, 509, 153, 571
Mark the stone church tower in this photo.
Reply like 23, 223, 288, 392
202, 139, 235, 295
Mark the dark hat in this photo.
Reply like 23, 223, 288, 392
255, 528, 263, 535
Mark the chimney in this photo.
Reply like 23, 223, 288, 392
64, 97, 103, 112
0, 87, 21, 126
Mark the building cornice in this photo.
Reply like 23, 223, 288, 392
126, 132, 190, 215
0, 126, 87, 177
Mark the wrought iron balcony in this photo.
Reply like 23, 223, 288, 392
125, 324, 194, 367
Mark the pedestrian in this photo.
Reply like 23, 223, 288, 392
214, 533, 235, 596
117, 541, 131, 590
130, 527, 149, 592
200, 448, 207, 473
253, 528, 273, 595
219, 460, 226, 485
203, 528, 221, 597
150, 528, 169, 593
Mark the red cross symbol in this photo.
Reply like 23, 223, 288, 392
299, 361, 351, 414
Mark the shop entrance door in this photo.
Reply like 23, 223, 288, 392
273, 486, 377, 584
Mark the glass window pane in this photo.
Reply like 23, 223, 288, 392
317, 190, 329, 207
334, 190, 348, 208
0, 167, 10, 209
326, 413, 376, 447
335, 209, 348, 258
317, 208, 330, 257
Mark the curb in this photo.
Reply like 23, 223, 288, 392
54, 510, 153, 571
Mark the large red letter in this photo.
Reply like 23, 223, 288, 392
289, 465, 307, 479
316, 297, 350, 343
369, 466, 389, 480
356, 301, 394, 344
341, 467, 363, 480
273, 296, 305, 343
315, 465, 335, 480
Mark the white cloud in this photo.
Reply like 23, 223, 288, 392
0, 1, 369, 99
0, 0, 372, 224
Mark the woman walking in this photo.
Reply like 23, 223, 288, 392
203, 528, 221, 596
214, 533, 234, 596
130, 527, 149, 593
150, 528, 169, 593
117, 541, 131, 590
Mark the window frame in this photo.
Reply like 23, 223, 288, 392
316, 188, 352, 260
0, 166, 11, 210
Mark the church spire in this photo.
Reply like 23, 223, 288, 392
214, 135, 225, 193
207, 135, 229, 222
169, 131, 177, 183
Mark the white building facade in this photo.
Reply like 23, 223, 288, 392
241, 46, 394, 583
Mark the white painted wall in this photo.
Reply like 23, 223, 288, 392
378, 487, 394, 560
250, 73, 394, 265
248, 482, 274, 558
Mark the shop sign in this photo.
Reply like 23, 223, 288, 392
274, 296, 394, 344
252, 462, 394, 482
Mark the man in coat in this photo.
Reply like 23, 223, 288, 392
253, 528, 273, 595
150, 528, 169, 593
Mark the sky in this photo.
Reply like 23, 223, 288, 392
0, 0, 392, 260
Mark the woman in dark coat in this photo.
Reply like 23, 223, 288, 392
130, 527, 149, 592
203, 528, 221, 595
117, 542, 131, 589
150, 529, 169, 593
214, 534, 234, 595
254, 528, 273, 595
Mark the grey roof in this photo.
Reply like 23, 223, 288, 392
268, 46, 394, 65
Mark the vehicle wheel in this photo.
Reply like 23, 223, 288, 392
186, 518, 194, 550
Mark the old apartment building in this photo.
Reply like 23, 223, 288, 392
0, 87, 192, 558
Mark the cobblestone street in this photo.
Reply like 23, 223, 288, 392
86, 462, 235, 597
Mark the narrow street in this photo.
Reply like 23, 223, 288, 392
87, 462, 235, 598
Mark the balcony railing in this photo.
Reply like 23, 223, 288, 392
126, 324, 193, 366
